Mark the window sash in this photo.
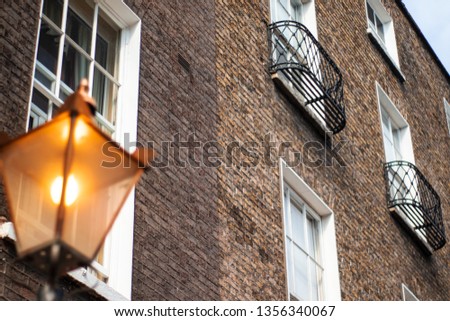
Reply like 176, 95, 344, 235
273, 0, 303, 22
31, 0, 120, 132
29, 0, 122, 280
366, 1, 385, 42
444, 99, 450, 136
381, 107, 403, 162
284, 187, 323, 300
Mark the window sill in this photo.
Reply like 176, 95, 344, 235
0, 221, 128, 301
389, 207, 433, 256
271, 71, 332, 138
367, 29, 406, 83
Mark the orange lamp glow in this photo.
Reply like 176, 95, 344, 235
0, 80, 153, 277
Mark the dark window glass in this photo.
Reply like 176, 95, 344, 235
61, 43, 90, 91
43, 0, 64, 27
36, 21, 61, 75
66, 7, 92, 53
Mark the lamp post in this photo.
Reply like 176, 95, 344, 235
0, 80, 152, 300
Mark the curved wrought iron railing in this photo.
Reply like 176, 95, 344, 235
268, 21, 346, 134
384, 161, 446, 251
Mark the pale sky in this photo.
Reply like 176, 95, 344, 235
402, 0, 450, 74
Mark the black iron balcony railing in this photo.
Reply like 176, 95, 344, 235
268, 21, 346, 134
384, 161, 446, 251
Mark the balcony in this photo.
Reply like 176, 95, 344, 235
384, 161, 446, 252
268, 21, 346, 134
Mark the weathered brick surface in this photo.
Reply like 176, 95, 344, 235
209, 0, 450, 300
0, 0, 39, 220
123, 0, 222, 300
1, 0, 449, 301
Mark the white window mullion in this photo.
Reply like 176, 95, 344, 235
443, 98, 450, 136
281, 161, 341, 301
54, 0, 69, 100
88, 4, 99, 95
302, 203, 313, 300
285, 189, 294, 297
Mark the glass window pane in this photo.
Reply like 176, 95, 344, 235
384, 141, 396, 162
276, 0, 290, 21
286, 240, 295, 294
307, 215, 317, 259
34, 66, 55, 91
93, 67, 119, 125
381, 111, 390, 134
367, 2, 375, 26
291, 201, 305, 249
66, 1, 93, 53
61, 43, 90, 92
28, 109, 47, 131
59, 85, 72, 102
309, 260, 321, 300
36, 21, 61, 77
293, 245, 309, 300
284, 193, 291, 237
96, 9, 120, 75
51, 103, 60, 117
43, 0, 64, 27
291, 2, 302, 22
31, 88, 50, 115
376, 16, 384, 41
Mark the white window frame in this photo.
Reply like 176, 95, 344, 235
376, 84, 436, 253
25, 0, 141, 300
284, 185, 325, 300
270, 0, 329, 132
279, 159, 341, 301
270, 0, 318, 39
402, 284, 419, 301
376, 83, 415, 164
365, 0, 402, 74
444, 98, 450, 136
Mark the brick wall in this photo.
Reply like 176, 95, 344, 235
0, 0, 449, 301
123, 0, 222, 300
209, 0, 450, 300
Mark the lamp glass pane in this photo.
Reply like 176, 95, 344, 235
61, 116, 143, 260
0, 116, 70, 255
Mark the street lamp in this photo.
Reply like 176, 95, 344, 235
0, 80, 152, 299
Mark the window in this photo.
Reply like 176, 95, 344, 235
365, 0, 403, 77
28, 0, 141, 299
284, 187, 323, 300
280, 160, 341, 301
270, 0, 318, 38
30, 0, 120, 135
377, 84, 414, 164
270, 0, 334, 132
366, 1, 385, 42
402, 284, 419, 301
444, 98, 450, 136
376, 84, 438, 249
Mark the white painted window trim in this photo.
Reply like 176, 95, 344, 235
365, 0, 404, 79
0, 224, 128, 300
22, 0, 141, 300
270, 0, 318, 39
376, 83, 435, 253
270, 0, 328, 133
402, 284, 419, 301
444, 98, 450, 136
376, 83, 415, 164
279, 159, 341, 301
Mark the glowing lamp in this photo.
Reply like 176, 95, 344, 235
0, 80, 152, 278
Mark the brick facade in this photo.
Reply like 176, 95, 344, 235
0, 0, 449, 300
